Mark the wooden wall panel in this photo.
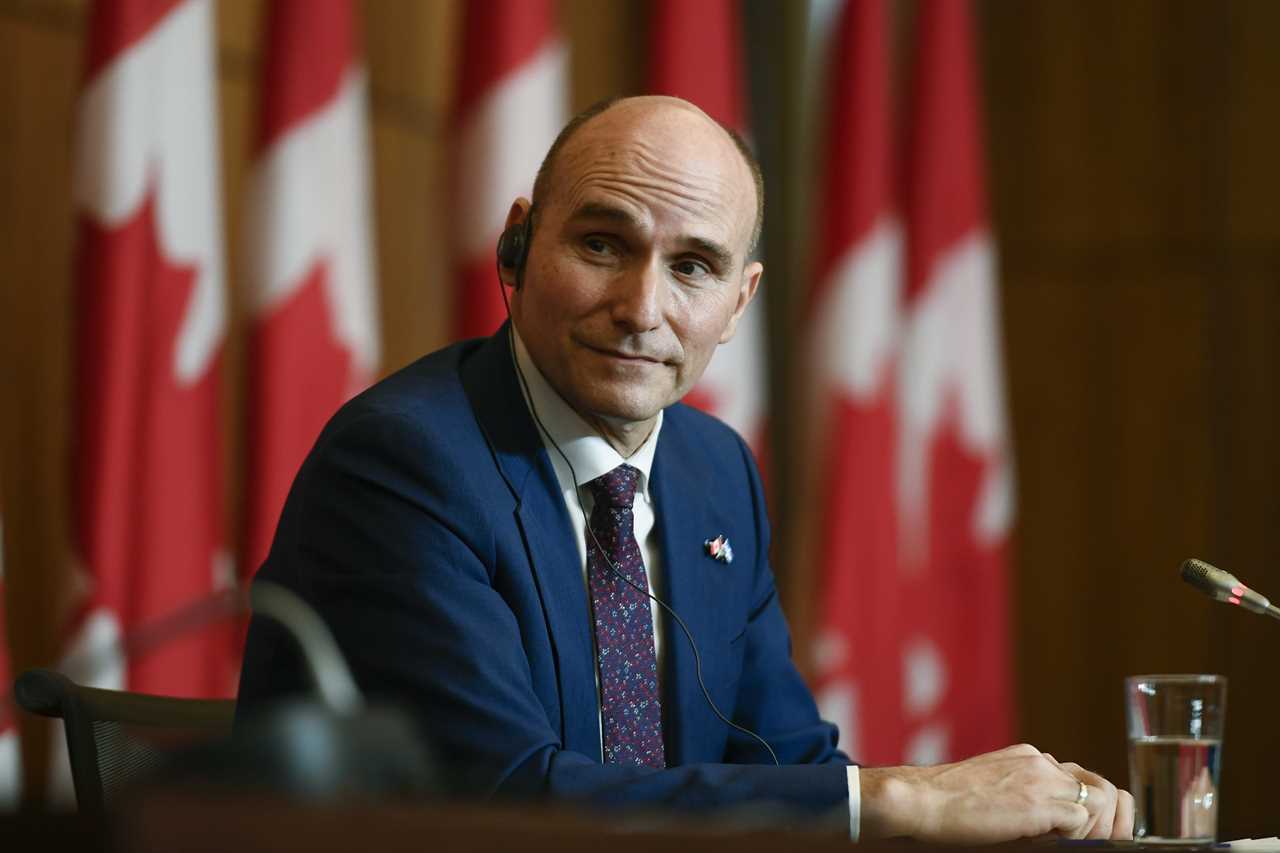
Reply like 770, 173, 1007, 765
1207, 271, 1280, 837
985, 1, 1220, 250
361, 0, 457, 366
213, 2, 257, 561
0, 1, 83, 798
369, 115, 450, 372
982, 0, 1280, 836
1225, 1, 1280, 244
363, 0, 455, 121
1005, 272, 1221, 751
561, 0, 645, 107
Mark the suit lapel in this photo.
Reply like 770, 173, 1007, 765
460, 325, 600, 758
650, 415, 740, 766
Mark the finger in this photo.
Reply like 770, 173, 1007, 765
1047, 773, 1098, 839
1045, 801, 1091, 839
1052, 766, 1090, 803
1058, 764, 1118, 840
1084, 785, 1115, 840
1000, 743, 1041, 759
1112, 789, 1135, 841
1077, 779, 1117, 840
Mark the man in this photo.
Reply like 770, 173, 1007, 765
238, 96, 1132, 841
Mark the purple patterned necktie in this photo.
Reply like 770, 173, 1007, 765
584, 464, 666, 768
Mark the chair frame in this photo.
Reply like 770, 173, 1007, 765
14, 668, 235, 812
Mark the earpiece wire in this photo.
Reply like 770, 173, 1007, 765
496, 253, 779, 768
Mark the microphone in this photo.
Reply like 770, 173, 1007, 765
1180, 558, 1280, 621
11, 583, 441, 802
250, 582, 363, 715
16, 583, 363, 717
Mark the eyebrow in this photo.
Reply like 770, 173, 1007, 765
566, 201, 736, 272
567, 201, 639, 227
685, 236, 734, 272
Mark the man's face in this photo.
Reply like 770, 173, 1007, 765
508, 99, 762, 438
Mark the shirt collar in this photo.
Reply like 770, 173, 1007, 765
510, 326, 662, 493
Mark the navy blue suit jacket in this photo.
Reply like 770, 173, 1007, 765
237, 325, 850, 815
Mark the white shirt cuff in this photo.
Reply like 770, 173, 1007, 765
846, 764, 861, 841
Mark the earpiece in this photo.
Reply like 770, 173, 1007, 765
496, 216, 532, 290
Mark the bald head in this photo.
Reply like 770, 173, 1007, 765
531, 96, 764, 254
503, 94, 765, 452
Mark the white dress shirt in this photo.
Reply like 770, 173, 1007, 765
510, 329, 859, 839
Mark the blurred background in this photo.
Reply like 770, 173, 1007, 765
1, 0, 1278, 837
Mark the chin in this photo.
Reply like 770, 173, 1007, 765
577, 389, 669, 425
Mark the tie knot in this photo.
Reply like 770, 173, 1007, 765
586, 464, 640, 509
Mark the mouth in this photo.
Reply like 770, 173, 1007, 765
578, 340, 668, 366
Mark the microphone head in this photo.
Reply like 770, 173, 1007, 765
1180, 557, 1273, 615
1180, 557, 1238, 600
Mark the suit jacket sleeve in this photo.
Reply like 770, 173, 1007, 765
238, 405, 850, 821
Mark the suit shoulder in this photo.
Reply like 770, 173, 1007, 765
662, 401, 756, 465
659, 402, 764, 508
293, 338, 503, 490
334, 339, 479, 429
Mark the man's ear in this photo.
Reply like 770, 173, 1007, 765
718, 260, 763, 344
496, 198, 533, 286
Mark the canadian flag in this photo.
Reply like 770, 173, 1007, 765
451, 0, 567, 340
1, 508, 20, 808
647, 0, 766, 452
241, 0, 380, 579
811, 0, 1013, 766
69, 0, 229, 698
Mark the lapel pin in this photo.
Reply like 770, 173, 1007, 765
703, 535, 733, 564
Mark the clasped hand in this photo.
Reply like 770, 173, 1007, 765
860, 743, 1135, 843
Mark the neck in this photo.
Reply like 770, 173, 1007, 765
584, 412, 656, 458
508, 323, 660, 459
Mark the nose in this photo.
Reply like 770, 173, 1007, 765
610, 258, 664, 333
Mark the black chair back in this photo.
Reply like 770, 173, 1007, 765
14, 668, 235, 812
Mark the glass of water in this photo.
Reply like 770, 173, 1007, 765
1125, 674, 1227, 843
